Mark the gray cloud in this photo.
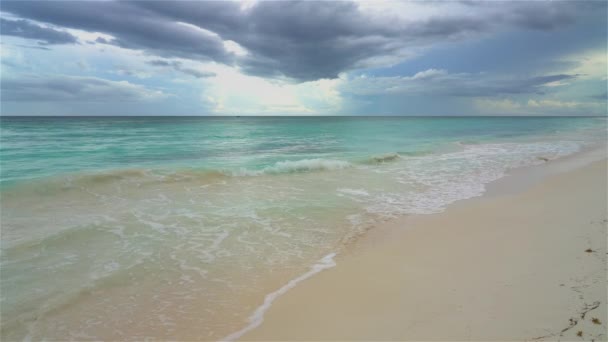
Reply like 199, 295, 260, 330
177, 67, 216, 79
146, 60, 216, 78
0, 18, 77, 45
147, 60, 172, 67
1, 1, 604, 82
343, 69, 577, 97
94, 37, 112, 44
11, 44, 52, 51
1, 75, 165, 101
460, 1, 580, 31
590, 91, 608, 101
1, 1, 232, 62
113, 67, 151, 79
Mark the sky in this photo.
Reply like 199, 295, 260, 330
0, 0, 606, 116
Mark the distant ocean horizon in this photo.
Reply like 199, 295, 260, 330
2, 115, 606, 117
1, 116, 606, 340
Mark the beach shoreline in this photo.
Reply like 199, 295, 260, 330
2, 117, 606, 341
236, 148, 607, 341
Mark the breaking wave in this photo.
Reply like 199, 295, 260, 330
232, 158, 352, 176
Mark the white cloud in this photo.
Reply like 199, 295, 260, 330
474, 97, 602, 115
561, 49, 607, 80
223, 40, 248, 56
526, 99, 581, 108
411, 68, 448, 80
474, 98, 522, 112
200, 66, 344, 115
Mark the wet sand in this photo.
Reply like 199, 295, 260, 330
237, 155, 607, 341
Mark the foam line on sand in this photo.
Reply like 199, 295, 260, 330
221, 252, 337, 342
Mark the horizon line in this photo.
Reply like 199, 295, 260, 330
1, 115, 606, 118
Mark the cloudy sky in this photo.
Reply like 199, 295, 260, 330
0, 0, 606, 116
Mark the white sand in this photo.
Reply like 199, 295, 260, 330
238, 156, 607, 341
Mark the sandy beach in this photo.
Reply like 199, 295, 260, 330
238, 152, 607, 341
1, 0, 607, 339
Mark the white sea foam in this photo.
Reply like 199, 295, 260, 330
221, 252, 337, 341
353, 141, 582, 216
233, 158, 352, 176
337, 188, 370, 197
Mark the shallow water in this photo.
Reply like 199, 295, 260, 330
0, 116, 606, 340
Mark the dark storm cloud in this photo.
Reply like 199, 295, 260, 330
134, 0, 491, 80
1, 75, 164, 101
1, 1, 231, 62
1, 0, 604, 82
0, 18, 77, 45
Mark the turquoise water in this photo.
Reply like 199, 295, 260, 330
1, 116, 605, 185
0, 116, 606, 340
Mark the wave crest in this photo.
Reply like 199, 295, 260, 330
234, 158, 352, 176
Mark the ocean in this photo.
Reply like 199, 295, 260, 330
0, 116, 606, 340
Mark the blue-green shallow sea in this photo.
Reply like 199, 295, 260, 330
0, 116, 606, 340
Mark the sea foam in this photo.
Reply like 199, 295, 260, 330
221, 253, 337, 342
233, 158, 352, 176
